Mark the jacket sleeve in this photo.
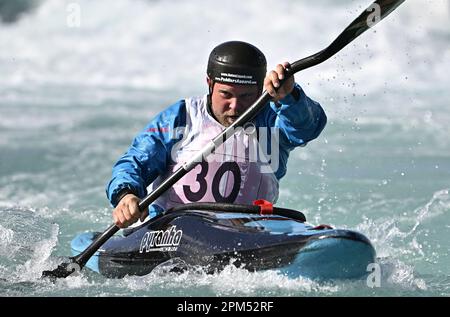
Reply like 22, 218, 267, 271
271, 83, 327, 150
106, 100, 187, 207
256, 83, 327, 180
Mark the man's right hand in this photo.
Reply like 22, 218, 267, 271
112, 194, 148, 228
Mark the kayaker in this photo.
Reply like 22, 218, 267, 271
107, 41, 327, 228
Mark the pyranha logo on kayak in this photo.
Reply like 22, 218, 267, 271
139, 226, 183, 253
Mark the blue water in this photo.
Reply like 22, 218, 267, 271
0, 0, 449, 296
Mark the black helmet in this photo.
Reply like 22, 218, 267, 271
207, 41, 267, 88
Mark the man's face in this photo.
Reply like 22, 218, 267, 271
209, 80, 260, 127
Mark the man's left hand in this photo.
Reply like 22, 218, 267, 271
264, 62, 295, 102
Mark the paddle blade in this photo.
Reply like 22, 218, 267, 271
344, 0, 406, 38
290, 0, 405, 74
42, 258, 81, 280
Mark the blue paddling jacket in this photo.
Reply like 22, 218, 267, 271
106, 84, 326, 217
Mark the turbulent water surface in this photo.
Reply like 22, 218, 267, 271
0, 0, 449, 296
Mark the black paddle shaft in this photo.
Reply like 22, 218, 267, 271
42, 0, 405, 279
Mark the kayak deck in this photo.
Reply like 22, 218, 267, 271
72, 208, 376, 279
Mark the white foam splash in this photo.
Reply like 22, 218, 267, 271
0, 207, 63, 284
119, 262, 339, 296
0, 0, 447, 101
0, 225, 15, 256
14, 223, 60, 281
409, 189, 449, 234
381, 259, 428, 291
355, 188, 450, 291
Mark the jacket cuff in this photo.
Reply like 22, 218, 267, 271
113, 186, 138, 206
279, 84, 302, 105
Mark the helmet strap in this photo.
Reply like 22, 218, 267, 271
206, 78, 216, 119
